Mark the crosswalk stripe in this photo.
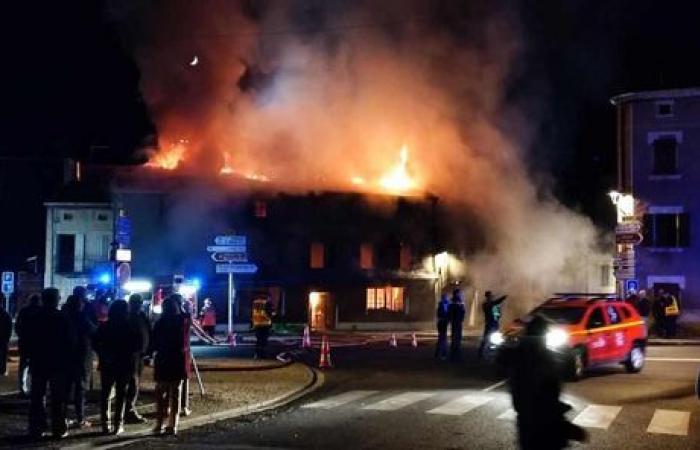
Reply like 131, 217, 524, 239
427, 394, 493, 416
647, 409, 690, 436
362, 392, 434, 411
572, 405, 622, 429
497, 408, 517, 421
303, 390, 379, 409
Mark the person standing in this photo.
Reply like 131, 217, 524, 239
663, 291, 680, 338
152, 296, 191, 435
62, 295, 96, 429
125, 294, 150, 423
252, 296, 274, 359
447, 289, 466, 362
652, 290, 667, 337
93, 299, 140, 435
478, 291, 508, 359
15, 293, 41, 395
0, 294, 11, 376
500, 315, 587, 449
635, 289, 652, 328
199, 298, 217, 338
176, 295, 193, 417
434, 294, 450, 360
27, 288, 76, 439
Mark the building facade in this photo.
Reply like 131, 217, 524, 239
612, 88, 700, 316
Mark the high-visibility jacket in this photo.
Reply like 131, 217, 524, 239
252, 299, 272, 327
665, 296, 680, 316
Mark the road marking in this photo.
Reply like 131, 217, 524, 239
647, 409, 690, 436
362, 392, 434, 411
572, 405, 622, 429
427, 394, 493, 416
497, 408, 517, 420
482, 380, 507, 392
302, 390, 378, 409
646, 357, 700, 363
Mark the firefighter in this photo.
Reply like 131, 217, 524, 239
252, 295, 274, 359
435, 293, 450, 360
447, 289, 466, 362
478, 291, 507, 359
662, 290, 680, 338
199, 298, 217, 338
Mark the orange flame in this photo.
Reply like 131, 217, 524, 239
146, 139, 188, 170
378, 145, 417, 193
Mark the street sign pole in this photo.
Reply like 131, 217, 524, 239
228, 272, 234, 335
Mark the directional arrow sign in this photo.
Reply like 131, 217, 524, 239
207, 245, 247, 253
215, 235, 246, 246
210, 252, 248, 263
615, 232, 643, 245
616, 221, 642, 234
216, 263, 258, 274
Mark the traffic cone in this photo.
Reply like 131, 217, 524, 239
228, 332, 237, 348
302, 325, 312, 349
319, 335, 333, 369
411, 332, 418, 348
389, 333, 398, 347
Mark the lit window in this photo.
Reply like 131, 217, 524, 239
366, 287, 404, 312
310, 242, 325, 269
399, 244, 412, 270
254, 200, 267, 218
360, 243, 374, 269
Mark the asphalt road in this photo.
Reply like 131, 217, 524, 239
127, 338, 700, 450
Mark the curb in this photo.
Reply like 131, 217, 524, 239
648, 339, 700, 346
61, 362, 324, 450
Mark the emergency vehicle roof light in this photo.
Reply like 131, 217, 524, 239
123, 279, 153, 293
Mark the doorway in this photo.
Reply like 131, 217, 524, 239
309, 291, 333, 331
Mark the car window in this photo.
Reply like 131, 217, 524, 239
532, 307, 587, 324
587, 308, 606, 329
606, 305, 621, 325
619, 305, 632, 320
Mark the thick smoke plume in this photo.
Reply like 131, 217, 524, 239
109, 0, 611, 314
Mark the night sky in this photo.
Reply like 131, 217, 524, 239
1, 0, 700, 270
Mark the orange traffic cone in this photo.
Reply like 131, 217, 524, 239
411, 333, 418, 348
319, 335, 333, 369
228, 332, 237, 348
389, 333, 398, 347
302, 325, 312, 349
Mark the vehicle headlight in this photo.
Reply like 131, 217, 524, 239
545, 328, 569, 349
489, 331, 505, 346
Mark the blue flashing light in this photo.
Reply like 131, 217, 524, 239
98, 272, 112, 285
191, 277, 202, 289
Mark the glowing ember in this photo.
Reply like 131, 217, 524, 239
146, 139, 188, 170
244, 172, 270, 182
219, 152, 270, 182
379, 145, 417, 193
350, 176, 366, 186
220, 152, 234, 175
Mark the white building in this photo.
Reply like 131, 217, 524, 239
44, 202, 114, 300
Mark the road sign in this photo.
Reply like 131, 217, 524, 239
625, 279, 639, 292
207, 245, 247, 253
614, 267, 636, 279
210, 252, 247, 263
215, 235, 246, 246
616, 232, 643, 245
2, 272, 14, 283
216, 263, 258, 274
115, 215, 132, 246
616, 221, 642, 234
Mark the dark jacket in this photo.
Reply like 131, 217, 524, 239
14, 303, 41, 349
66, 309, 97, 368
93, 318, 140, 379
447, 302, 465, 325
27, 307, 77, 374
129, 311, 152, 355
636, 297, 651, 318
436, 299, 450, 322
153, 314, 191, 382
483, 295, 507, 326
0, 308, 11, 344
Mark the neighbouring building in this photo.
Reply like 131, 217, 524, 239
612, 87, 700, 316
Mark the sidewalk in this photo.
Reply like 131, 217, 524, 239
0, 353, 319, 449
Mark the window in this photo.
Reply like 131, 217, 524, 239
399, 244, 412, 271
652, 137, 678, 175
254, 200, 267, 218
360, 243, 374, 269
97, 213, 109, 222
366, 287, 405, 312
643, 213, 690, 247
587, 308, 605, 329
534, 307, 586, 325
310, 242, 325, 269
56, 234, 76, 273
619, 306, 632, 320
656, 101, 674, 118
63, 212, 74, 221
606, 305, 621, 325
600, 264, 611, 287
